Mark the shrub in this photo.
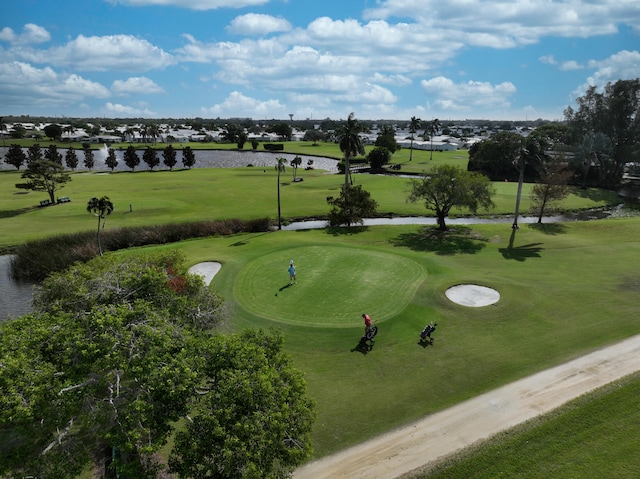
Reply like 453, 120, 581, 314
11, 218, 272, 281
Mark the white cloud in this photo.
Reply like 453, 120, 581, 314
106, 0, 269, 10
420, 76, 517, 112
227, 14, 292, 36
19, 34, 175, 72
112, 76, 165, 94
573, 50, 640, 97
364, 0, 634, 47
104, 102, 156, 116
0, 61, 110, 108
202, 91, 286, 117
0, 24, 50, 45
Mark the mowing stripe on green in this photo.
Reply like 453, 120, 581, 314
234, 246, 426, 327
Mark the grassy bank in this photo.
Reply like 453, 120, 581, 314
0, 165, 620, 249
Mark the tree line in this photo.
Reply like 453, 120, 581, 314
468, 78, 640, 190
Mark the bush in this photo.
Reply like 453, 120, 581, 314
11, 218, 272, 282
263, 143, 284, 151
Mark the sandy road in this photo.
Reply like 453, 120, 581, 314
294, 334, 640, 479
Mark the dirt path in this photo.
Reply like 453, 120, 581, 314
294, 334, 640, 479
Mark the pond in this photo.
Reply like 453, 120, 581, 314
0, 255, 36, 321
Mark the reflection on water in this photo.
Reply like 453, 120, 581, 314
0, 255, 35, 321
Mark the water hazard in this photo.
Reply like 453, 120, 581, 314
0, 255, 35, 321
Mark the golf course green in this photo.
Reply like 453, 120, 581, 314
235, 246, 425, 326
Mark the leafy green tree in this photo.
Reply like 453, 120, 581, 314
83, 146, 95, 170
15, 160, 72, 203
407, 165, 495, 230
271, 122, 293, 141
0, 252, 226, 479
64, 147, 79, 170
3, 143, 27, 169
163, 144, 177, 170
124, 145, 140, 171
44, 144, 63, 164
105, 148, 118, 171
169, 329, 315, 479
182, 146, 196, 169
468, 132, 525, 180
275, 157, 287, 230
326, 184, 378, 227
237, 131, 248, 149
408, 116, 421, 161
564, 78, 640, 188
367, 146, 391, 170
374, 125, 399, 153
303, 128, 326, 145
143, 146, 160, 171
87, 196, 114, 255
221, 123, 244, 144
27, 143, 43, 165
530, 156, 572, 223
43, 123, 63, 141
336, 113, 366, 187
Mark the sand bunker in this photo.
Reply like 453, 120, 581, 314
445, 284, 500, 307
188, 262, 221, 285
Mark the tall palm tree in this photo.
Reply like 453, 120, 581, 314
0, 117, 7, 148
87, 196, 114, 255
336, 113, 366, 187
427, 118, 441, 161
408, 116, 421, 161
275, 157, 288, 230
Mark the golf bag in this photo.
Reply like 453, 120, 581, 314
420, 322, 438, 344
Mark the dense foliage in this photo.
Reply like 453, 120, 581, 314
0, 251, 315, 478
407, 165, 495, 230
326, 184, 378, 227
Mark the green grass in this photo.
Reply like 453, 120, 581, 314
3, 158, 638, 475
0, 165, 619, 249
127, 218, 640, 461
419, 372, 640, 479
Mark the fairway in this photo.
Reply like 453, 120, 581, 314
234, 246, 426, 326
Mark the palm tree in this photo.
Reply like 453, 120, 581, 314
427, 118, 441, 161
87, 196, 114, 255
408, 116, 421, 161
275, 157, 288, 230
336, 113, 366, 187
0, 117, 7, 148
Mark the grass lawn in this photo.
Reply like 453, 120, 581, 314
2, 158, 638, 476
127, 217, 640, 462
0, 164, 619, 249
421, 371, 640, 479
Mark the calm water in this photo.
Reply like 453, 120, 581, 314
0, 255, 35, 321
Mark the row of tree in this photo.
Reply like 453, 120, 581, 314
5, 144, 197, 172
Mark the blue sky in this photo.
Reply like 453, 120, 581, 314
2, 0, 639, 121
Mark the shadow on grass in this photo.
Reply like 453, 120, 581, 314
390, 226, 487, 255
571, 186, 619, 202
351, 337, 375, 355
325, 225, 369, 236
527, 223, 568, 235
277, 283, 294, 292
499, 228, 545, 261
0, 206, 36, 219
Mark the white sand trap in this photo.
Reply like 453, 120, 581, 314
188, 262, 221, 286
445, 284, 500, 307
